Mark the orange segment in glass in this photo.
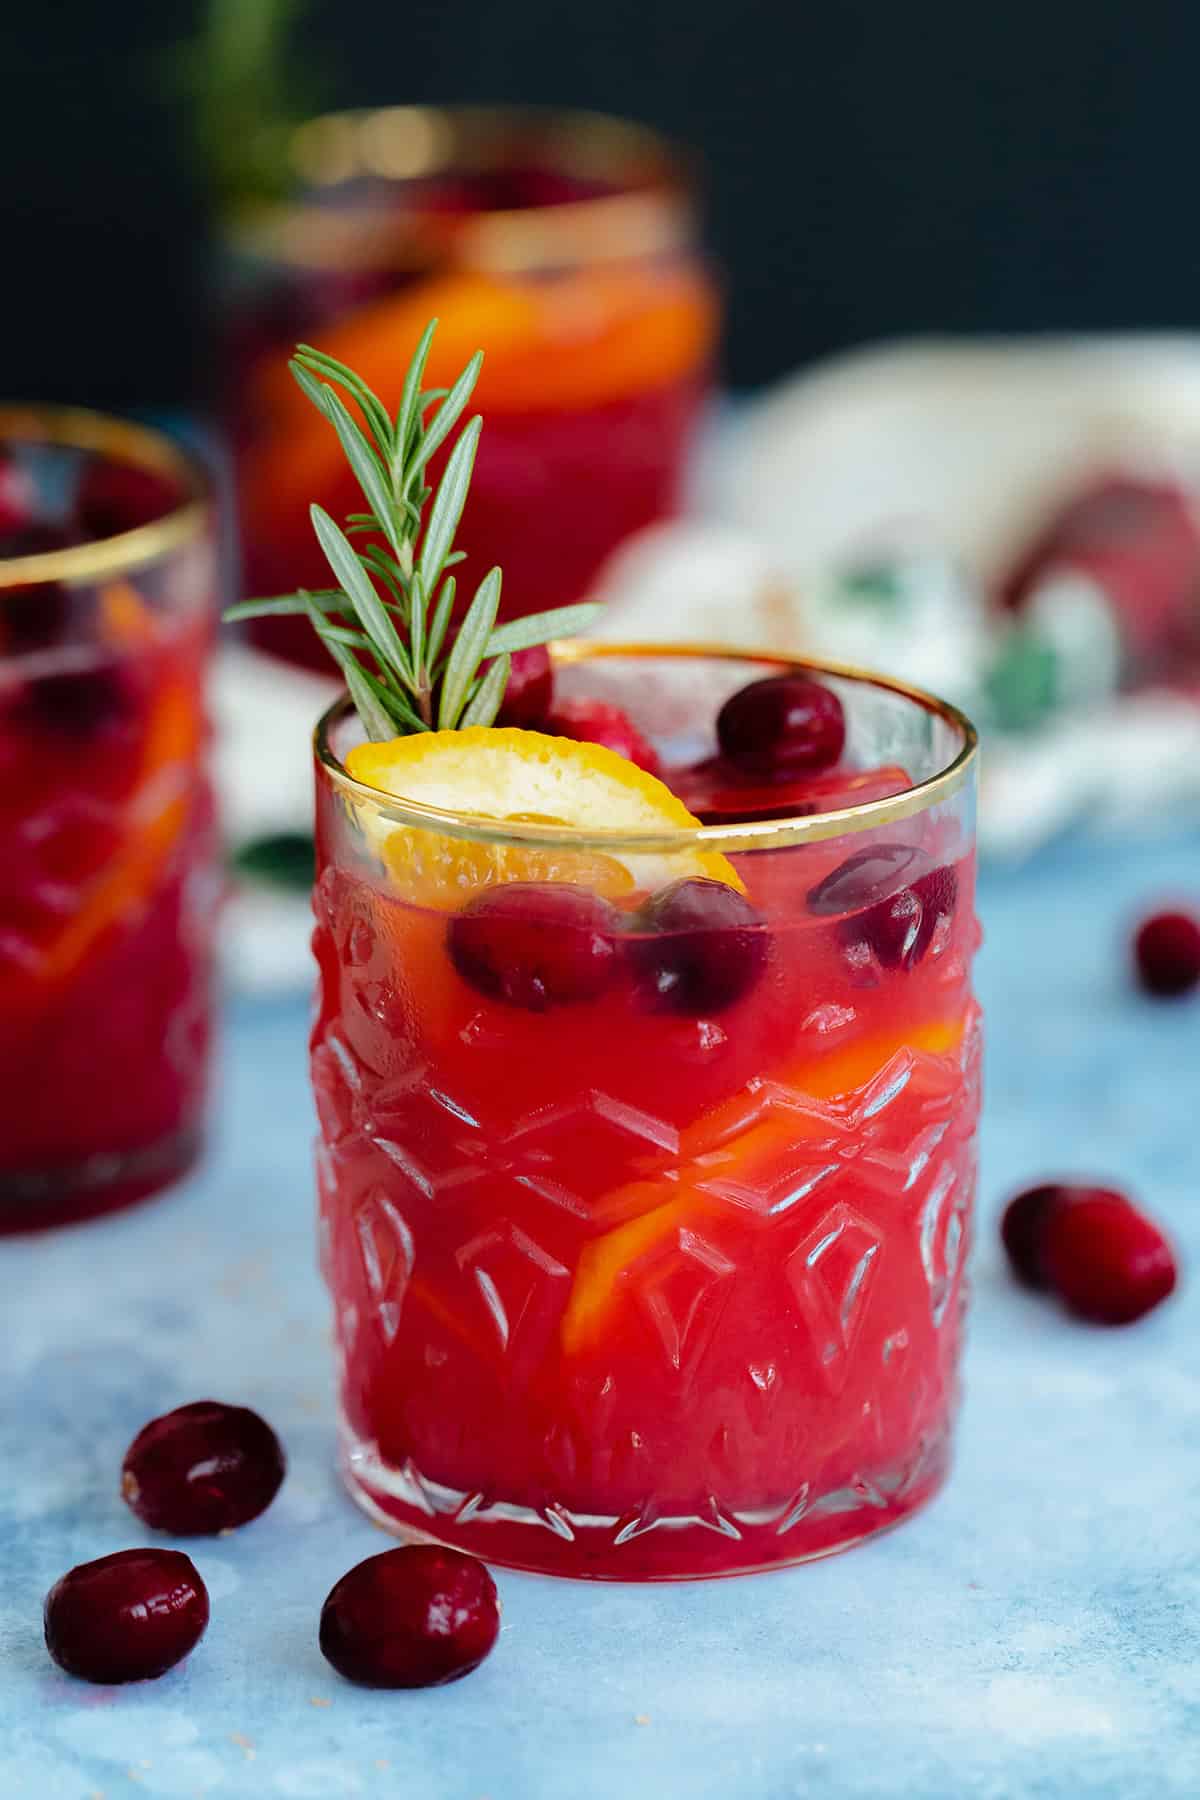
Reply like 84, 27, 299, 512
32, 676, 201, 986
561, 1009, 970, 1353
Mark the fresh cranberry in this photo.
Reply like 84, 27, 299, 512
496, 645, 554, 728
807, 843, 957, 971
75, 457, 182, 541
121, 1401, 286, 1535
716, 674, 845, 778
545, 696, 660, 773
1000, 1183, 1065, 1288
449, 882, 622, 1010
1133, 910, 1200, 998
630, 877, 768, 1015
319, 1546, 500, 1688
0, 451, 36, 536
44, 1549, 209, 1684
1041, 1187, 1178, 1325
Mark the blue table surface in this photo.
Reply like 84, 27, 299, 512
4, 834, 1200, 1800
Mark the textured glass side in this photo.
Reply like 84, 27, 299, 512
313, 664, 979, 1578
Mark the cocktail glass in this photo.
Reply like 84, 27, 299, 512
312, 646, 979, 1578
223, 107, 719, 670
0, 409, 218, 1232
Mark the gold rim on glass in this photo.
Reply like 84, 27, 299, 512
0, 406, 211, 590
228, 105, 698, 275
315, 642, 979, 854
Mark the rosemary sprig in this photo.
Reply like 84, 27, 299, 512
225, 320, 600, 737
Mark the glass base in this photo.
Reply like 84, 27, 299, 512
0, 1125, 203, 1235
338, 1425, 953, 1581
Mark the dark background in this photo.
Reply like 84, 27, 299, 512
3, 1, 1197, 409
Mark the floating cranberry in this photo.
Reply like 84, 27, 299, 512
496, 645, 554, 729
716, 674, 845, 778
1133, 909, 1200, 998
449, 882, 621, 1010
1000, 1183, 1065, 1288
319, 1545, 500, 1688
75, 457, 182, 541
546, 696, 660, 773
0, 451, 36, 537
122, 1400, 286, 1535
1041, 1187, 1178, 1325
630, 877, 768, 1015
44, 1549, 209, 1684
808, 843, 957, 971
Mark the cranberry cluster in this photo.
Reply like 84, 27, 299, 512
44, 1400, 498, 1689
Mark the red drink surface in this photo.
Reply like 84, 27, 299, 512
0, 590, 215, 1232
312, 725, 980, 1578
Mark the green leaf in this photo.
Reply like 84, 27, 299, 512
485, 601, 604, 656
294, 345, 393, 458
459, 652, 510, 728
222, 589, 346, 622
358, 545, 409, 606
426, 574, 456, 667
317, 623, 373, 649
418, 414, 482, 594
310, 505, 414, 687
232, 831, 316, 893
305, 598, 395, 740
392, 318, 437, 483
408, 352, 483, 481
319, 387, 404, 558
409, 569, 427, 685
438, 566, 501, 728
289, 358, 331, 415
355, 664, 427, 733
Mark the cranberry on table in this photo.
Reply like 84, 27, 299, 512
1000, 1183, 1065, 1288
122, 1400, 286, 1535
449, 882, 622, 1010
630, 877, 768, 1015
44, 1548, 209, 1684
716, 674, 845, 778
319, 1546, 500, 1689
495, 645, 554, 729
1133, 909, 1200, 998
545, 696, 660, 773
807, 842, 957, 972
1040, 1188, 1178, 1325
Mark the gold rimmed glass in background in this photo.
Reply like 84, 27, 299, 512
0, 408, 219, 1232
221, 106, 720, 670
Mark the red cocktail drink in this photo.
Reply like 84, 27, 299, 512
313, 649, 979, 1578
0, 412, 217, 1232
223, 108, 718, 670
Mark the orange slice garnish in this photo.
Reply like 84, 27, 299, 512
344, 727, 740, 909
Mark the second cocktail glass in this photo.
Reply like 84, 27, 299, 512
0, 410, 218, 1232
